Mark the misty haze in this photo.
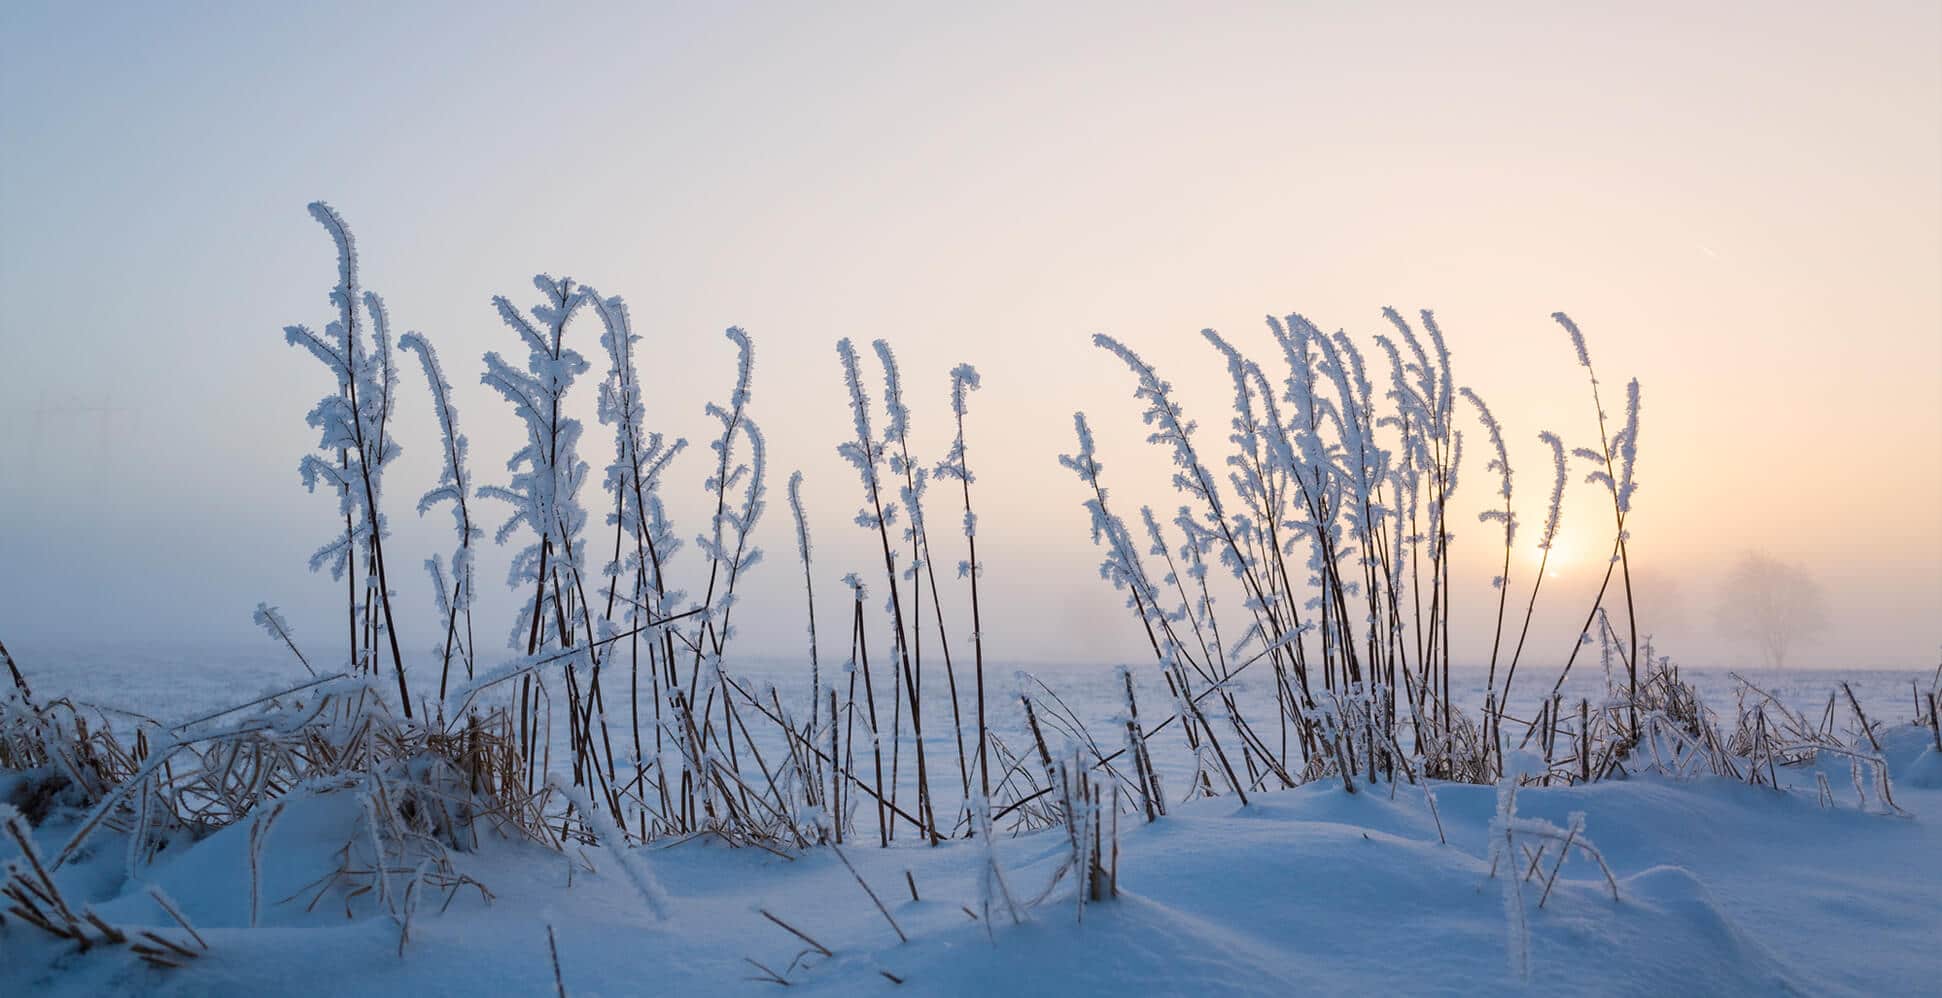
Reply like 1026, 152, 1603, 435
3, 4, 1938, 996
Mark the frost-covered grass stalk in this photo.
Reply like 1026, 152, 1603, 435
693, 328, 764, 664
479, 277, 599, 792
780, 471, 830, 826
786, 471, 820, 754
1549, 313, 1643, 737
836, 339, 940, 844
1460, 384, 1515, 761
398, 330, 479, 701
844, 572, 889, 846
283, 202, 412, 717
585, 286, 687, 832
1375, 308, 1463, 742
1498, 431, 1568, 722
875, 340, 973, 811
481, 278, 593, 657
685, 328, 770, 825
935, 363, 991, 800
252, 603, 315, 678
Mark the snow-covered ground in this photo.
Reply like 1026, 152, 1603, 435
5, 645, 1939, 995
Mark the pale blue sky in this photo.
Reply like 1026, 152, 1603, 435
2, 2, 1937, 669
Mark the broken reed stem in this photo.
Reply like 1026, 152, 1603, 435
1842, 682, 1883, 754
853, 594, 889, 847
742, 957, 792, 987
759, 908, 833, 958
0, 638, 31, 706
1123, 671, 1158, 822
829, 843, 906, 943
1580, 699, 1591, 784
830, 686, 843, 844
1110, 782, 1120, 896
1536, 820, 1579, 908
146, 887, 208, 951
547, 923, 568, 998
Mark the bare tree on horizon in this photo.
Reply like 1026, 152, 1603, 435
1715, 551, 1828, 669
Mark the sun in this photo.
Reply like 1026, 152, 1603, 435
1527, 540, 1571, 579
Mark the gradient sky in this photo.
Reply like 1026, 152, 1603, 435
2, 1, 1938, 672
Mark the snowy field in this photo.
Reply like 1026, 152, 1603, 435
5, 643, 1939, 996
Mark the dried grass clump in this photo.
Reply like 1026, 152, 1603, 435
2, 695, 129, 823
40, 677, 536, 867
2, 662, 542, 958
1063, 310, 1644, 799
1609, 662, 1905, 812
3, 808, 209, 968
